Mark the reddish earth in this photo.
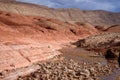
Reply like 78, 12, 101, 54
105, 25, 120, 33
0, 11, 99, 71
95, 25, 120, 33
0, 1, 119, 80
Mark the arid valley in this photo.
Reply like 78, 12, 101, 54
0, 0, 120, 80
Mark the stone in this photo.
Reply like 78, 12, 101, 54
80, 69, 90, 77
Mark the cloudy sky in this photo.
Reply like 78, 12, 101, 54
17, 0, 120, 12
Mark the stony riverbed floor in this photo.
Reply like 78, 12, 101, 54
17, 55, 119, 80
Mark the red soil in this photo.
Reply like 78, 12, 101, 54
0, 11, 99, 71
105, 25, 120, 33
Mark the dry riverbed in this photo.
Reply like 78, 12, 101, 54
1, 47, 120, 80
17, 52, 119, 80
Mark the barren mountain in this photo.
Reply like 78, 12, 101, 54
0, 0, 101, 72
0, 1, 120, 26
0, 10, 99, 71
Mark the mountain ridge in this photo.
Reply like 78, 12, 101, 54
0, 1, 120, 26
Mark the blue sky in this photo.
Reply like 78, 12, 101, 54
17, 0, 120, 12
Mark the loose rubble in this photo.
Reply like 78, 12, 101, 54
17, 56, 118, 80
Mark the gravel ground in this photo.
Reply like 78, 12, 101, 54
17, 55, 119, 80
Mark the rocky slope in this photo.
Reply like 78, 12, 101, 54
75, 32, 120, 49
74, 32, 120, 60
0, 11, 98, 71
0, 1, 120, 26
0, 11, 98, 44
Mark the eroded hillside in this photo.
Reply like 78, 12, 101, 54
0, 1, 120, 26
0, 11, 99, 71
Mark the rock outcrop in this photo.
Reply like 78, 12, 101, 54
0, 1, 120, 26
105, 48, 120, 60
75, 32, 120, 49
74, 32, 120, 59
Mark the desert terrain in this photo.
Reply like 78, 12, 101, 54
0, 0, 120, 80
